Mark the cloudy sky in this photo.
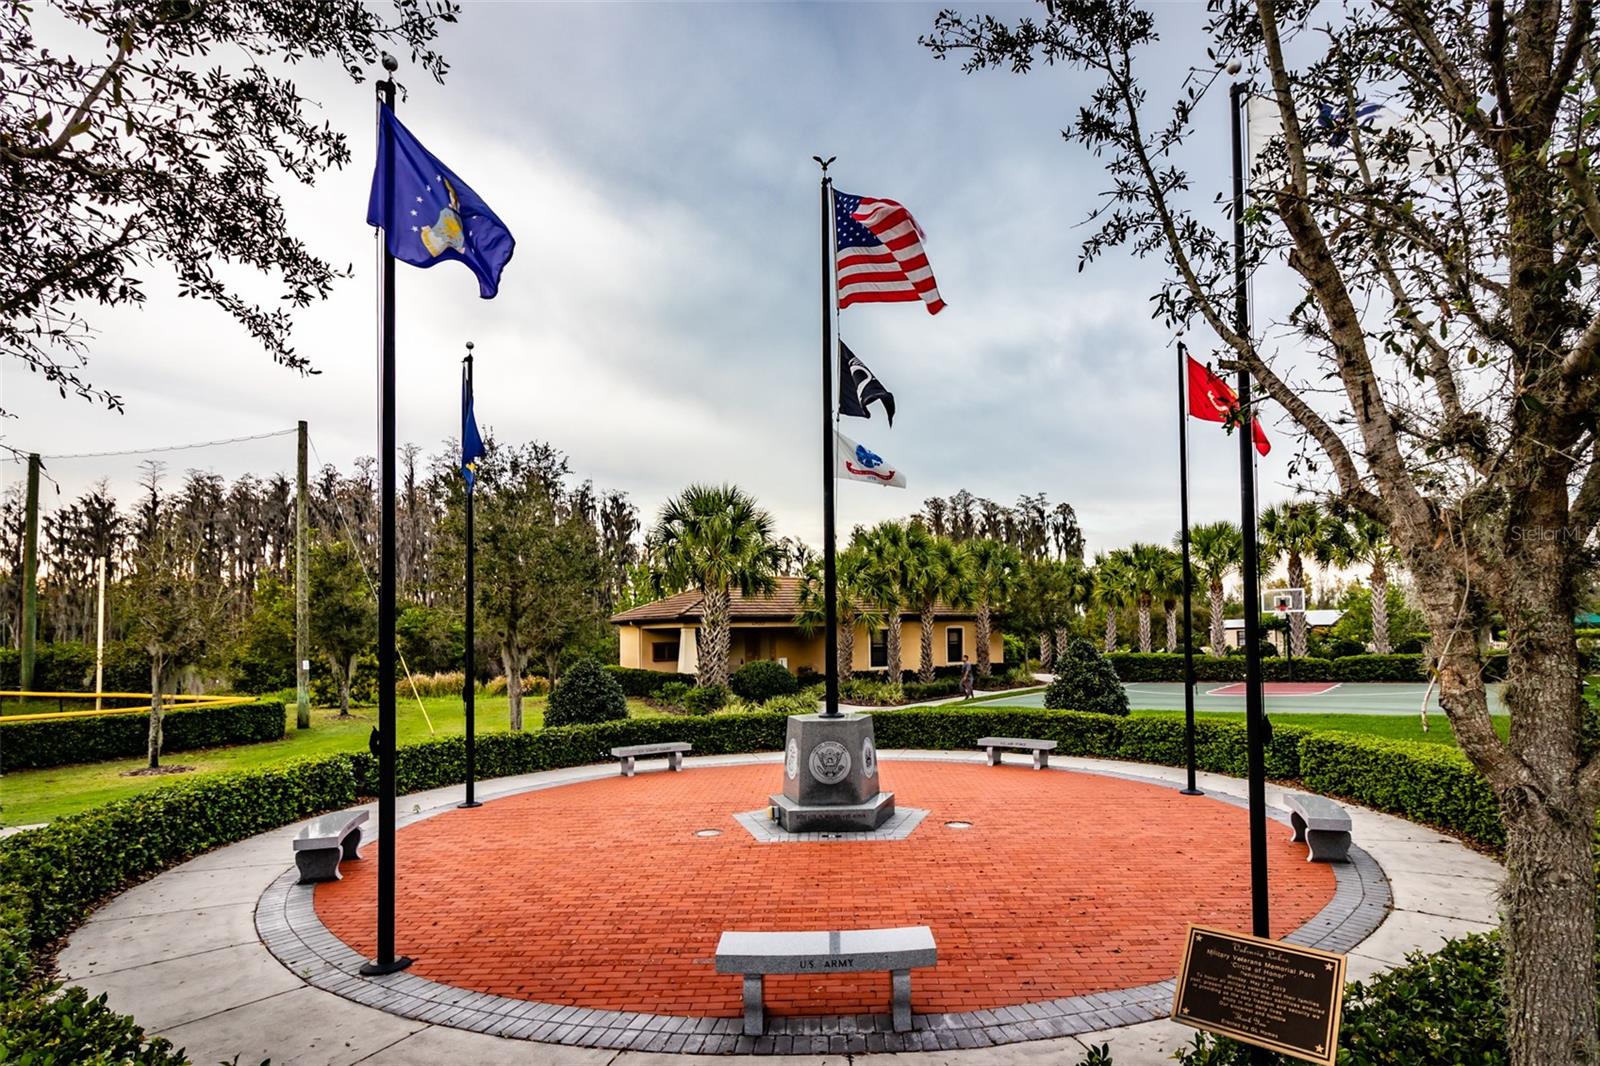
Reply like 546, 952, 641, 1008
5, 1, 1312, 559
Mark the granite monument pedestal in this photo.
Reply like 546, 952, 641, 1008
770, 713, 894, 832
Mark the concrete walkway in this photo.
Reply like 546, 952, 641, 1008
59, 753, 1503, 1066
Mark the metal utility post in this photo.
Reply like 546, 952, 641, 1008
1230, 78, 1271, 957
360, 53, 412, 979
816, 154, 840, 718
296, 420, 311, 729
19, 453, 39, 691
460, 342, 481, 810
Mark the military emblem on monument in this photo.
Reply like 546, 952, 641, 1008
861, 737, 877, 778
808, 740, 852, 784
785, 738, 800, 780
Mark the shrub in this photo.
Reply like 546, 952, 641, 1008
545, 660, 627, 727
603, 665, 696, 697
1045, 639, 1130, 716
655, 680, 692, 706
903, 678, 961, 701
729, 660, 799, 703
681, 684, 728, 715
839, 678, 905, 706
760, 692, 821, 716
0, 699, 286, 772
479, 674, 551, 698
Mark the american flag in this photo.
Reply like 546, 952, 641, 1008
834, 190, 945, 314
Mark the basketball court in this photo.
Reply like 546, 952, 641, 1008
994, 680, 1508, 716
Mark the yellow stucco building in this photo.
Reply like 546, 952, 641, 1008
611, 576, 1002, 677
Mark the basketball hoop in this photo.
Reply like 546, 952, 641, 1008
1262, 587, 1306, 617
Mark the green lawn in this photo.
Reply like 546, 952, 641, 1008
0, 695, 659, 827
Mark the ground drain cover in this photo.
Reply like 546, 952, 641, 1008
945, 820, 973, 830
693, 828, 722, 838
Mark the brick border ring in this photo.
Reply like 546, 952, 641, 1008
255, 759, 1391, 1056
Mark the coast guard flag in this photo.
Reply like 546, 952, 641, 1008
835, 429, 906, 488
1246, 95, 1453, 179
834, 191, 944, 314
367, 105, 515, 299
838, 342, 896, 425
461, 366, 485, 488
1186, 355, 1271, 456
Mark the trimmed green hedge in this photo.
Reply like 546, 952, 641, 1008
0, 703, 1518, 1065
602, 664, 695, 697
0, 700, 286, 772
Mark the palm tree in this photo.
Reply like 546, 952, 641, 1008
1328, 510, 1401, 653
1259, 500, 1338, 658
1054, 557, 1094, 661
649, 484, 780, 689
853, 520, 918, 682
905, 533, 972, 683
795, 543, 881, 682
965, 538, 1021, 677
1092, 550, 1136, 653
1183, 520, 1242, 656
1126, 542, 1181, 653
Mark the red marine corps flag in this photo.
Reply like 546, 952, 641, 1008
1186, 354, 1271, 456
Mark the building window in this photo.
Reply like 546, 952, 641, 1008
870, 629, 889, 669
651, 641, 680, 663
946, 626, 964, 663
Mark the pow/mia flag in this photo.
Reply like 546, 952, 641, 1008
838, 342, 896, 426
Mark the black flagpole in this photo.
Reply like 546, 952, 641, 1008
460, 342, 481, 810
1231, 79, 1270, 969
1177, 341, 1201, 797
361, 53, 412, 978
815, 155, 840, 719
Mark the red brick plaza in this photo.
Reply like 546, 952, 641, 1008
316, 761, 1334, 1021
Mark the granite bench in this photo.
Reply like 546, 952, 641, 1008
1283, 792, 1353, 863
292, 810, 368, 884
975, 735, 1058, 770
610, 741, 691, 777
715, 926, 937, 1035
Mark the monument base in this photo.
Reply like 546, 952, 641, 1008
769, 790, 896, 833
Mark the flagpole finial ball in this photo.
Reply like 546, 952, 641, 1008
1225, 58, 1242, 75
382, 53, 398, 73
465, 341, 474, 351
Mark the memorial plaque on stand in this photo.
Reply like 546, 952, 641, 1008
1172, 925, 1346, 1066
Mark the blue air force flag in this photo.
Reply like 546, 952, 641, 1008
461, 366, 485, 488
835, 429, 906, 488
367, 106, 515, 299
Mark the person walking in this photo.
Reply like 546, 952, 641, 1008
959, 655, 974, 700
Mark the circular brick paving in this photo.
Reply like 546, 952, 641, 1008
312, 762, 1337, 1018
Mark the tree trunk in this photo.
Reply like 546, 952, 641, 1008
1054, 627, 1070, 662
1165, 608, 1177, 653
329, 653, 352, 716
1369, 558, 1391, 654
146, 654, 163, 769
1039, 631, 1054, 670
1209, 580, 1226, 657
838, 616, 855, 682
504, 645, 523, 732
699, 585, 731, 689
1103, 610, 1117, 654
1137, 596, 1152, 653
975, 602, 992, 677
1288, 554, 1308, 658
1502, 799, 1597, 1065
918, 606, 936, 683
886, 613, 903, 685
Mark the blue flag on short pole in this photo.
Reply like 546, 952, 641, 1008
368, 105, 515, 299
462, 367, 485, 488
